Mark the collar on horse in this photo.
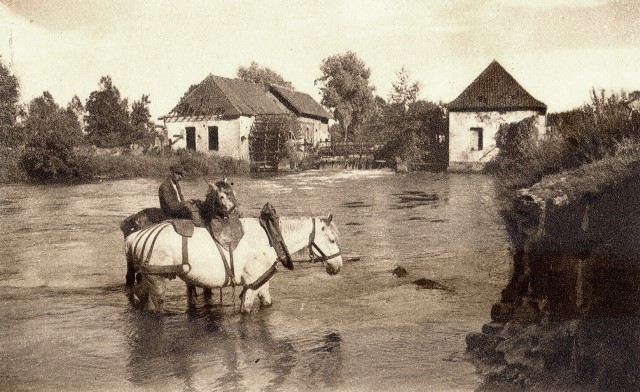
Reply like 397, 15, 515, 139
308, 218, 341, 263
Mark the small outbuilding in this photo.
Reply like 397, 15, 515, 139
446, 60, 547, 171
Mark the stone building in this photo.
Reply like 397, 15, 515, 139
446, 61, 547, 171
161, 75, 289, 161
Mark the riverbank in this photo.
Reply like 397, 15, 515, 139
0, 147, 250, 184
467, 147, 640, 390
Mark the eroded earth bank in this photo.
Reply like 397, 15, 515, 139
467, 157, 640, 391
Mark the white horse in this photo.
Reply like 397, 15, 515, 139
124, 215, 342, 313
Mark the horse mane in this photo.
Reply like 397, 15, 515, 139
278, 216, 340, 242
278, 217, 309, 236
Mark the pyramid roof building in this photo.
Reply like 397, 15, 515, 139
447, 61, 546, 113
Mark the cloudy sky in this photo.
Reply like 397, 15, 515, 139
1, 0, 639, 119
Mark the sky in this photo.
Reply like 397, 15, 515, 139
1, 0, 640, 120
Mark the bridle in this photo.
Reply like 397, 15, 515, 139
308, 218, 341, 263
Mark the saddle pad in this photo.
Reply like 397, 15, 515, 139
172, 219, 194, 237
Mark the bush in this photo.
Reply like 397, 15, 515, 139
486, 89, 640, 193
20, 138, 86, 183
0, 147, 28, 183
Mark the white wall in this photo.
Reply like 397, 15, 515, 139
448, 110, 546, 169
165, 117, 252, 160
298, 117, 329, 147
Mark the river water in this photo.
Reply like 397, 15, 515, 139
0, 169, 511, 392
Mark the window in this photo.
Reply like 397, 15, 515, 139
185, 127, 196, 150
208, 126, 219, 151
470, 127, 483, 151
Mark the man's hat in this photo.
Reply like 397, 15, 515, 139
170, 164, 185, 175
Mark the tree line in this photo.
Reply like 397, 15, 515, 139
0, 51, 447, 182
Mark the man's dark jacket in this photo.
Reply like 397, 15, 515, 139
158, 176, 192, 219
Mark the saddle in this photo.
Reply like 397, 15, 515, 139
209, 211, 244, 251
171, 219, 194, 237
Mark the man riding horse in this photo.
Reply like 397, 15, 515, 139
122, 167, 293, 308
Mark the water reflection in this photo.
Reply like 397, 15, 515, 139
124, 309, 343, 390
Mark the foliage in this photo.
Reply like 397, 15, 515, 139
237, 61, 293, 90
317, 51, 375, 142
85, 76, 133, 148
388, 66, 422, 110
20, 92, 86, 182
130, 94, 155, 148
0, 147, 29, 183
487, 89, 640, 192
77, 149, 249, 180
374, 99, 448, 170
0, 58, 22, 147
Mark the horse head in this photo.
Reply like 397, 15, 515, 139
202, 177, 239, 221
309, 214, 342, 275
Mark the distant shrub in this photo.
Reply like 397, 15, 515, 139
20, 138, 85, 182
0, 147, 28, 183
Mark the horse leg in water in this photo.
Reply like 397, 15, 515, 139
185, 285, 214, 307
125, 261, 136, 304
241, 285, 271, 314
257, 282, 272, 308
240, 288, 255, 314
203, 288, 214, 306
145, 275, 167, 312
125, 264, 150, 309
186, 284, 197, 307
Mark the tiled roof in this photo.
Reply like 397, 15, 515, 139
269, 84, 332, 121
165, 75, 288, 119
447, 61, 546, 113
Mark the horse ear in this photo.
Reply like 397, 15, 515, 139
222, 176, 228, 183
327, 213, 333, 223
209, 183, 219, 192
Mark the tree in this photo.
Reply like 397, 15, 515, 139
85, 76, 132, 148
20, 92, 85, 182
0, 57, 21, 147
66, 95, 85, 135
130, 94, 155, 147
317, 51, 375, 142
372, 68, 447, 170
388, 66, 421, 110
237, 61, 293, 90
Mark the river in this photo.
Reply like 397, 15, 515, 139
0, 169, 511, 391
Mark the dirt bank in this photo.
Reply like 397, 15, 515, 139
468, 155, 640, 390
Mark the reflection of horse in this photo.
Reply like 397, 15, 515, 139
122, 192, 342, 313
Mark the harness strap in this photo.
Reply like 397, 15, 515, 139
133, 223, 162, 257
240, 260, 279, 299
143, 223, 170, 265
307, 218, 341, 263
181, 236, 191, 275
214, 240, 235, 287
